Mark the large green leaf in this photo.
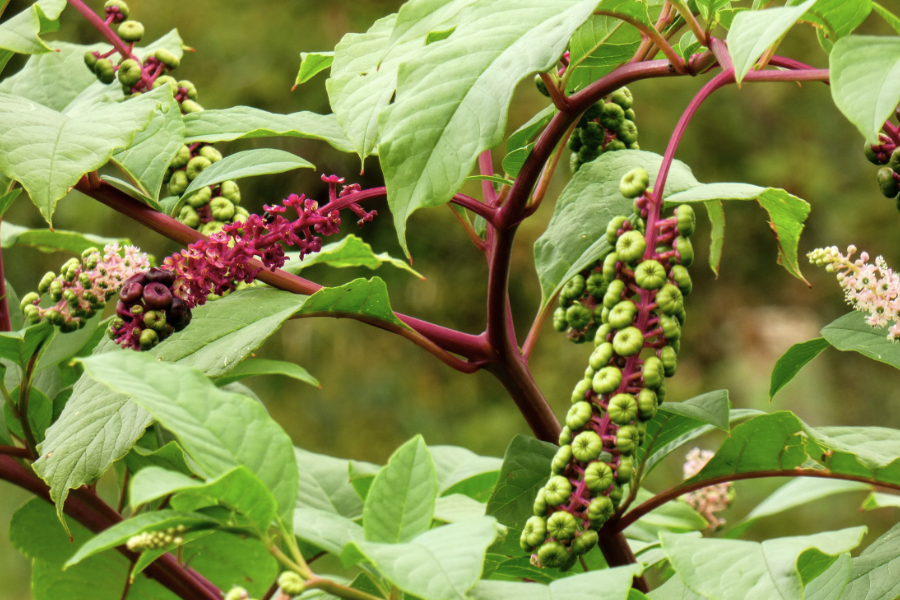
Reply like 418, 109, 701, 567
471, 564, 642, 600
295, 277, 411, 331
180, 532, 279, 600
153, 288, 306, 378
431, 444, 503, 500
182, 106, 355, 152
804, 553, 852, 600
10, 498, 179, 600
665, 183, 811, 283
727, 0, 818, 84
282, 234, 424, 279
0, 88, 164, 223
485, 434, 557, 529
213, 358, 319, 388
661, 527, 866, 600
294, 446, 369, 519
0, 41, 106, 110
124, 440, 195, 477
80, 352, 299, 528
387, 0, 479, 50
3, 385, 51, 443
129, 466, 278, 532
502, 104, 556, 177
293, 507, 364, 556
873, 2, 900, 35
181, 148, 314, 201
821, 311, 900, 371
378, 0, 600, 254
831, 36, 900, 141
0, 0, 66, 64
0, 321, 53, 367
841, 522, 900, 600
769, 338, 830, 400
434, 494, 487, 523
345, 518, 497, 600
364, 435, 438, 543
295, 51, 334, 86
1, 221, 124, 254
805, 0, 872, 52
535, 150, 701, 309
111, 85, 185, 201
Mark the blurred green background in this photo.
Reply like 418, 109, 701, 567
2, 0, 900, 596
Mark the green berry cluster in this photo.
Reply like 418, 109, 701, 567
125, 524, 186, 552
524, 168, 694, 570
568, 87, 639, 173
167, 145, 248, 235
864, 133, 900, 212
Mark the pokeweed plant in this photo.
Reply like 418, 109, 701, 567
3, 0, 900, 599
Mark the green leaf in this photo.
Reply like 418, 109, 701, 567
364, 434, 438, 543
0, 321, 53, 367
661, 527, 866, 600
647, 575, 705, 600
0, 0, 66, 60
426, 27, 457, 44
153, 288, 307, 378
10, 498, 180, 600
803, 553, 852, 600
293, 507, 364, 556
728, 478, 871, 539
431, 444, 503, 500
130, 466, 277, 532
295, 51, 334, 86
727, 0, 818, 84
831, 36, 900, 142
566, 10, 644, 93
804, 0, 872, 48
296, 277, 411, 331
769, 338, 830, 399
873, 2, 900, 35
0, 88, 165, 223
627, 488, 709, 535
840, 522, 900, 600
821, 311, 900, 371
181, 148, 314, 201
485, 434, 557, 529
80, 352, 299, 528
349, 459, 381, 501
503, 104, 556, 177
434, 494, 487, 523
180, 532, 279, 600
471, 564, 643, 600
3, 385, 51, 443
378, 0, 600, 255
0, 187, 20, 219
213, 357, 319, 388
1, 221, 125, 254
282, 235, 424, 279
387, 0, 478, 51
696, 0, 732, 22
294, 446, 369, 519
862, 491, 900, 510
534, 150, 701, 310
65, 509, 223, 567
658, 389, 731, 433
345, 517, 497, 600
182, 107, 355, 153
666, 183, 811, 283
110, 85, 185, 201
100, 175, 163, 211
124, 440, 195, 477
705, 200, 725, 276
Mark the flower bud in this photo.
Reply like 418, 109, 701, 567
118, 20, 144, 42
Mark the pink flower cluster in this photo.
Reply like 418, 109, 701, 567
161, 175, 376, 310
682, 448, 733, 528
808, 245, 900, 340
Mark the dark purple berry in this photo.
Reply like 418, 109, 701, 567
123, 272, 147, 286
142, 282, 172, 309
166, 297, 189, 327
116, 300, 134, 321
145, 267, 177, 287
120, 281, 143, 303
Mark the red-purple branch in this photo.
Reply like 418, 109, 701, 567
67, 0, 136, 60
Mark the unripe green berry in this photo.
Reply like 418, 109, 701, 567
220, 180, 241, 205
671, 264, 692, 296
537, 541, 569, 568
533, 488, 549, 516
606, 216, 628, 245
878, 167, 898, 198
675, 307, 686, 326
171, 145, 191, 169
635, 259, 666, 290
543, 475, 572, 506
572, 530, 599, 556
186, 186, 213, 208
118, 20, 144, 42
177, 205, 199, 228
602, 279, 625, 309
602, 252, 619, 282
104, 0, 130, 18
186, 156, 212, 181
233, 206, 250, 222
552, 307, 568, 332
19, 292, 40, 311
153, 75, 178, 95
612, 326, 644, 357
558, 426, 573, 446
616, 425, 639, 454
521, 516, 547, 549
864, 141, 884, 165
594, 323, 612, 347
566, 401, 593, 431
615, 120, 638, 145
118, 58, 142, 88
891, 148, 900, 174
607, 299, 637, 329
84, 51, 98, 72
599, 102, 625, 130
609, 484, 624, 506
578, 144, 601, 164
656, 284, 684, 316
657, 381, 667, 403
23, 305, 41, 324
589, 342, 614, 371
551, 444, 573, 474
642, 356, 664, 388
585, 272, 608, 299
155, 48, 180, 70
584, 460, 614, 492
580, 122, 606, 147
659, 345, 677, 377
606, 139, 627, 151
139, 328, 159, 350
615, 230, 646, 263
48, 280, 63, 302
582, 102, 604, 122
637, 388, 658, 421
660, 314, 681, 341
597, 306, 609, 324
675, 204, 696, 237
178, 80, 198, 100
624, 108, 636, 121
616, 456, 634, 485
588, 495, 614, 525
609, 87, 633, 109
181, 100, 205, 113
200, 221, 227, 236
168, 170, 189, 196
143, 310, 167, 333
224, 588, 249, 600
37, 272, 55, 294
674, 236, 694, 267
593, 366, 622, 395
571, 378, 592, 403
619, 167, 649, 199
565, 303, 592, 330
547, 510, 578, 540
95, 58, 115, 84
636, 419, 647, 445
199, 146, 223, 163
561, 273, 586, 301
572, 430, 603, 462
534, 74, 550, 97
278, 572, 305, 596
569, 132, 584, 152
608, 393, 637, 425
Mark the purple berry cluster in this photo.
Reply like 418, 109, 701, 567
108, 268, 192, 351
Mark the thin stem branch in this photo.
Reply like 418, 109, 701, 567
447, 205, 487, 252
527, 119, 578, 215
670, 1, 707, 46
539, 72, 569, 111
478, 150, 498, 206
66, 0, 136, 60
305, 578, 385, 600
595, 11, 687, 73
17, 345, 42, 458
0, 445, 30, 458
615, 469, 900, 531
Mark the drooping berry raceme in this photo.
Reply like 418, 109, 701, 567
19, 244, 149, 332
109, 175, 377, 350
682, 448, 733, 528
526, 168, 695, 569
809, 245, 900, 339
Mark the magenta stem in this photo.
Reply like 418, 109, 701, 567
67, 0, 136, 60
